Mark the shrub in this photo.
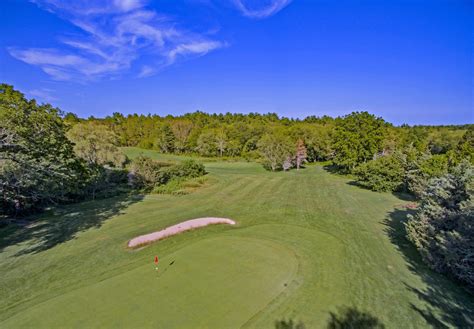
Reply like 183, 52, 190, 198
406, 161, 474, 292
129, 157, 206, 189
162, 160, 206, 181
353, 154, 405, 192
128, 156, 162, 189
152, 174, 208, 195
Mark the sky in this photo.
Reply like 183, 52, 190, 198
0, 0, 472, 125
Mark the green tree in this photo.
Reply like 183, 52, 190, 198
289, 123, 333, 162
406, 161, 474, 292
448, 127, 474, 165
257, 130, 293, 171
0, 84, 84, 215
332, 112, 389, 172
354, 153, 405, 192
196, 129, 228, 157
155, 123, 175, 153
67, 122, 126, 167
171, 120, 193, 153
196, 130, 218, 156
405, 153, 449, 198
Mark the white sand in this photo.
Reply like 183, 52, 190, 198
128, 217, 236, 248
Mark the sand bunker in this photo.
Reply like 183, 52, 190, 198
128, 217, 236, 248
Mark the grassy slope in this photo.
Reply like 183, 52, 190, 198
0, 149, 472, 328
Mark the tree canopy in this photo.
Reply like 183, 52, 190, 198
0, 84, 85, 214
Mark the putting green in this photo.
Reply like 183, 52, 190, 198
1, 236, 298, 328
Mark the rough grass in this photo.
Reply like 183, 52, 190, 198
0, 149, 473, 328
152, 176, 209, 195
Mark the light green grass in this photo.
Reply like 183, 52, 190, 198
1, 149, 473, 328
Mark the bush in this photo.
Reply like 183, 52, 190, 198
161, 160, 206, 182
128, 156, 162, 189
406, 161, 474, 292
129, 157, 206, 189
353, 154, 405, 192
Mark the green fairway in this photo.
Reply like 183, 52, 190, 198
1, 150, 473, 328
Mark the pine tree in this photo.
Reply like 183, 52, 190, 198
156, 124, 175, 153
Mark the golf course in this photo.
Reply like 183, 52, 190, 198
1, 148, 472, 328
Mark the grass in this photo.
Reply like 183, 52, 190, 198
0, 149, 473, 328
152, 176, 210, 195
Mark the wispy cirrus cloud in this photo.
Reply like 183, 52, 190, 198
28, 88, 58, 103
233, 0, 292, 19
8, 0, 225, 81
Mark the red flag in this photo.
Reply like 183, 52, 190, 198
154, 256, 159, 264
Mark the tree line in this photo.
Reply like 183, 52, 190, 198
64, 104, 472, 174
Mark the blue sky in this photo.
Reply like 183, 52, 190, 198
0, 0, 472, 125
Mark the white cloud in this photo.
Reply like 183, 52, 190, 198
9, 48, 85, 67
167, 40, 227, 63
138, 65, 156, 78
10, 1, 225, 81
28, 88, 58, 103
114, 0, 144, 12
233, 0, 292, 18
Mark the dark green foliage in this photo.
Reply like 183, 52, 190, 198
0, 84, 85, 215
354, 154, 405, 192
354, 150, 453, 194
448, 127, 474, 166
157, 160, 207, 185
128, 156, 163, 189
81, 167, 129, 200
155, 124, 175, 153
332, 112, 390, 172
406, 161, 474, 292
171, 160, 207, 178
129, 156, 206, 190
405, 153, 449, 198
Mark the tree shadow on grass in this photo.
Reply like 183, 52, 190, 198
383, 209, 474, 328
391, 191, 416, 202
0, 194, 144, 256
326, 306, 385, 329
322, 164, 347, 175
274, 318, 306, 329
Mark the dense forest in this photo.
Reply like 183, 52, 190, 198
1, 83, 473, 292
